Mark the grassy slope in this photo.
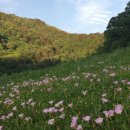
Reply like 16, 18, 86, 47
0, 47, 130, 130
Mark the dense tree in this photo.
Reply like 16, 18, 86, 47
103, 1, 130, 51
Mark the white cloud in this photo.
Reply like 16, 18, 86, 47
58, 0, 113, 33
74, 0, 112, 32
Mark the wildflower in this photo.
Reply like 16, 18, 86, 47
103, 110, 114, 118
59, 114, 65, 119
43, 109, 48, 114
101, 98, 108, 103
4, 98, 14, 106
0, 126, 3, 130
30, 102, 36, 107
74, 83, 79, 87
48, 119, 55, 125
82, 116, 91, 122
115, 87, 122, 92
115, 104, 124, 114
13, 89, 19, 95
59, 108, 64, 112
76, 125, 83, 130
12, 106, 17, 111
18, 114, 24, 119
9, 93, 15, 97
70, 116, 78, 129
43, 107, 58, 114
114, 81, 118, 85
21, 102, 25, 107
68, 103, 73, 108
127, 82, 130, 85
27, 98, 33, 104
0, 116, 6, 120
55, 100, 64, 107
97, 78, 101, 82
8, 112, 13, 117
25, 117, 32, 122
102, 93, 107, 97
81, 90, 88, 96
95, 117, 103, 124
109, 73, 116, 77
47, 88, 53, 92
48, 101, 54, 105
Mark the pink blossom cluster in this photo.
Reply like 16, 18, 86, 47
3, 98, 14, 106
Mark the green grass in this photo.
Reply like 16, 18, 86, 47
0, 47, 130, 130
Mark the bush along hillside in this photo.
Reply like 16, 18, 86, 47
0, 46, 130, 130
101, 1, 130, 52
0, 12, 103, 64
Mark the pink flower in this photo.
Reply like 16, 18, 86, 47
127, 82, 130, 85
70, 116, 78, 129
82, 116, 91, 122
0, 126, 3, 130
76, 125, 83, 130
114, 104, 124, 114
81, 90, 88, 96
43, 107, 58, 114
48, 119, 55, 125
103, 110, 114, 118
48, 107, 58, 113
4, 98, 14, 106
43, 108, 48, 113
95, 117, 103, 124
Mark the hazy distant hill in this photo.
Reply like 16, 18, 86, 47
0, 12, 103, 64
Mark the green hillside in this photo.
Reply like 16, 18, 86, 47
0, 12, 103, 63
0, 46, 130, 130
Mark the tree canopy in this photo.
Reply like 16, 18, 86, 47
103, 1, 130, 51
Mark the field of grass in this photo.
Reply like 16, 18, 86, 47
0, 47, 130, 130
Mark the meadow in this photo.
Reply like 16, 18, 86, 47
0, 47, 130, 130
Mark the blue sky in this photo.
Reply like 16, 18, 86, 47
0, 0, 129, 34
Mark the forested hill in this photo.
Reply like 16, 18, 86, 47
0, 12, 103, 64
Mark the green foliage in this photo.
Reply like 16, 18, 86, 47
103, 1, 130, 51
0, 34, 8, 49
0, 12, 103, 65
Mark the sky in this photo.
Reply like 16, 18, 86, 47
0, 0, 129, 34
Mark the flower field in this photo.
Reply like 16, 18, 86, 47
0, 47, 130, 130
